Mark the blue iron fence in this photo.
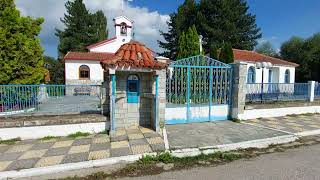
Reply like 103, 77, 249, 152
0, 85, 102, 116
315, 82, 320, 99
246, 83, 309, 102
165, 55, 232, 124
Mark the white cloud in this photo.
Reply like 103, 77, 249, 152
15, 0, 169, 57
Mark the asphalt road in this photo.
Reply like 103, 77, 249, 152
121, 144, 320, 180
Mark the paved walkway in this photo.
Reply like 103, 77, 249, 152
166, 121, 287, 149
0, 127, 165, 172
245, 114, 320, 133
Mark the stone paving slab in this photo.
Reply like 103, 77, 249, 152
0, 126, 164, 172
166, 121, 288, 149
245, 114, 320, 133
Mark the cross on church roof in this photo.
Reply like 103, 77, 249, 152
121, 0, 133, 14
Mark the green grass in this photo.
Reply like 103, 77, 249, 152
67, 132, 91, 139
40, 136, 59, 141
0, 137, 21, 145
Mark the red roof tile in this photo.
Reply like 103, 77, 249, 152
101, 41, 168, 69
233, 49, 299, 67
86, 37, 117, 49
64, 52, 115, 61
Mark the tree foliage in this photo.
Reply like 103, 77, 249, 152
158, 0, 261, 60
177, 25, 200, 59
44, 56, 65, 84
219, 43, 234, 64
255, 41, 277, 57
0, 0, 46, 84
280, 33, 320, 82
56, 0, 108, 59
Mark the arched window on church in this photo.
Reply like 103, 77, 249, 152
285, 69, 290, 83
247, 66, 256, 84
79, 65, 90, 80
120, 22, 127, 36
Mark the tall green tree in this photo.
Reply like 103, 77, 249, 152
56, 0, 108, 59
158, 0, 200, 59
44, 56, 65, 84
0, 0, 46, 84
280, 34, 320, 82
219, 42, 234, 64
255, 41, 277, 57
176, 25, 200, 59
158, 0, 261, 60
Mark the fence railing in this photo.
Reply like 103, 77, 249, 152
0, 84, 102, 116
246, 83, 309, 102
315, 82, 320, 99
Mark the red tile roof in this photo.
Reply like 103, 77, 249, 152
86, 37, 117, 49
101, 41, 168, 69
64, 52, 115, 61
233, 49, 299, 67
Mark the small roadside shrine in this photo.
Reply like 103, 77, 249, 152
100, 40, 168, 133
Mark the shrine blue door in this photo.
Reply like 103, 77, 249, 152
127, 75, 139, 103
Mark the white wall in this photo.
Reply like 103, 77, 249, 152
238, 106, 320, 120
89, 16, 133, 53
0, 122, 108, 140
65, 60, 104, 82
89, 39, 119, 53
245, 62, 295, 84
279, 66, 295, 83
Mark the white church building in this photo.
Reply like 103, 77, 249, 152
64, 16, 137, 85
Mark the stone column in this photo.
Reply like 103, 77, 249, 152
153, 70, 166, 132
308, 81, 315, 102
230, 62, 247, 119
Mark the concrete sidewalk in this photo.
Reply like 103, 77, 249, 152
166, 121, 287, 149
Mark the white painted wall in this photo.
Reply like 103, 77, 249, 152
165, 104, 229, 123
238, 106, 320, 120
245, 62, 295, 84
89, 16, 133, 53
65, 60, 104, 82
0, 122, 108, 140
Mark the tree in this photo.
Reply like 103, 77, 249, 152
255, 41, 277, 57
176, 25, 200, 59
158, 0, 200, 60
219, 43, 234, 64
158, 0, 261, 60
56, 0, 108, 59
0, 0, 46, 84
280, 34, 320, 82
44, 56, 65, 84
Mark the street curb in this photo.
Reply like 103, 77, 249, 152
0, 133, 310, 179
162, 127, 170, 150
295, 129, 320, 137
171, 135, 298, 158
0, 152, 157, 180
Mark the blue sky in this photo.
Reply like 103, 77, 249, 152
16, 0, 320, 58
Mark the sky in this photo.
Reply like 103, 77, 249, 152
15, 0, 320, 58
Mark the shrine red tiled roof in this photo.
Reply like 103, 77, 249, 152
101, 41, 168, 69
64, 52, 115, 61
233, 49, 299, 67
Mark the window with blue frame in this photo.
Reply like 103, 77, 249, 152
285, 69, 290, 83
247, 66, 256, 84
127, 75, 139, 103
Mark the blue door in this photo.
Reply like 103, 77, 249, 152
127, 75, 139, 103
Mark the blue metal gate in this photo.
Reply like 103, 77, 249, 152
165, 55, 232, 124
